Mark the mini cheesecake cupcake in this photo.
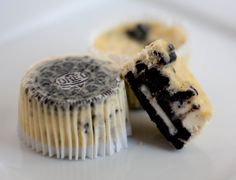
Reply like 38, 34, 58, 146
93, 21, 187, 109
18, 56, 130, 160
122, 40, 212, 149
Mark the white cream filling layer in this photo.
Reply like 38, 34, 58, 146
140, 85, 177, 136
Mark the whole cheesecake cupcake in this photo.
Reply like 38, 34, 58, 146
18, 56, 130, 160
92, 21, 188, 109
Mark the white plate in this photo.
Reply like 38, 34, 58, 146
0, 0, 236, 180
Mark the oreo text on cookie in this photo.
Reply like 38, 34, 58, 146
55, 72, 89, 90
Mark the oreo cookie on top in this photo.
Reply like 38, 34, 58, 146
122, 40, 212, 149
18, 56, 130, 160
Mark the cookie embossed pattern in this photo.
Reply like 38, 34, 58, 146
23, 56, 122, 105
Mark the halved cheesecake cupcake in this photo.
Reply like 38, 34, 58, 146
122, 40, 212, 149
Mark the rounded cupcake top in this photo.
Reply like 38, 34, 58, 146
93, 21, 187, 57
22, 56, 121, 106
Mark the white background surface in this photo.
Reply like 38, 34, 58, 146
0, 0, 236, 180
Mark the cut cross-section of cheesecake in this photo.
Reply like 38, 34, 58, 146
122, 39, 212, 149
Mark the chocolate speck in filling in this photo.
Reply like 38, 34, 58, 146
152, 50, 169, 65
109, 114, 113, 118
84, 122, 89, 129
84, 123, 89, 133
169, 51, 177, 63
126, 23, 149, 42
170, 87, 198, 104
192, 104, 200, 110
168, 44, 175, 51
152, 50, 158, 57
168, 43, 177, 63
115, 109, 119, 113
25, 88, 29, 94
152, 43, 177, 65
172, 68, 176, 73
